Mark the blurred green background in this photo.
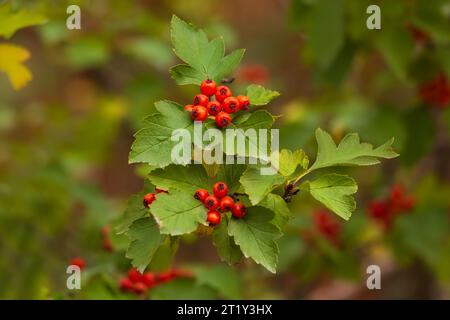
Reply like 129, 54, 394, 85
0, 0, 449, 299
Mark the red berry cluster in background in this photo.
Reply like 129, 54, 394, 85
119, 267, 192, 295
143, 188, 168, 208
194, 182, 247, 226
101, 226, 113, 252
419, 73, 450, 108
184, 79, 251, 128
368, 184, 415, 229
70, 257, 85, 270
313, 210, 342, 247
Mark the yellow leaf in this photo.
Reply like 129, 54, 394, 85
0, 44, 32, 90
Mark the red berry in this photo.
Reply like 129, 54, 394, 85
219, 196, 234, 212
184, 104, 194, 113
215, 85, 232, 102
133, 282, 148, 295
215, 112, 231, 128
194, 189, 209, 202
70, 257, 85, 270
103, 238, 113, 252
193, 94, 209, 107
156, 188, 168, 194
191, 105, 208, 121
120, 278, 134, 292
204, 195, 220, 210
313, 210, 341, 245
237, 95, 250, 110
128, 267, 143, 283
207, 101, 222, 116
213, 181, 228, 198
231, 202, 247, 219
200, 79, 217, 97
156, 271, 175, 283
207, 210, 221, 226
143, 192, 156, 208
222, 97, 239, 114
142, 272, 155, 287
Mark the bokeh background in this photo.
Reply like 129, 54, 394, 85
1, 0, 449, 299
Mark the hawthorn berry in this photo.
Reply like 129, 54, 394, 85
215, 85, 232, 102
222, 96, 239, 114
207, 101, 222, 116
142, 272, 155, 287
184, 104, 194, 113
200, 79, 217, 97
215, 112, 231, 128
213, 181, 228, 198
194, 189, 209, 202
231, 202, 247, 219
191, 105, 208, 121
133, 282, 148, 295
219, 196, 234, 212
207, 210, 221, 226
143, 192, 156, 208
103, 238, 113, 252
128, 267, 143, 283
120, 278, 134, 292
204, 195, 220, 210
193, 94, 209, 107
156, 271, 175, 283
237, 95, 250, 110
70, 257, 85, 270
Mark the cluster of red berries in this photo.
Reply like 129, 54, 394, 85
313, 210, 342, 246
419, 73, 450, 108
70, 257, 85, 270
119, 267, 192, 295
101, 226, 113, 252
143, 188, 168, 208
184, 79, 251, 128
368, 184, 415, 229
194, 182, 247, 226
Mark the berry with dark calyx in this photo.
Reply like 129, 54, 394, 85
213, 181, 228, 198
200, 79, 217, 97
231, 202, 247, 219
191, 105, 208, 121
215, 85, 232, 102
133, 282, 148, 295
143, 192, 156, 208
184, 104, 194, 113
128, 267, 143, 283
204, 195, 220, 210
237, 95, 250, 110
70, 257, 85, 270
193, 94, 209, 107
215, 112, 231, 128
219, 196, 234, 212
120, 278, 134, 292
222, 96, 239, 114
156, 188, 168, 194
142, 272, 155, 287
194, 189, 209, 202
207, 210, 221, 226
207, 101, 222, 116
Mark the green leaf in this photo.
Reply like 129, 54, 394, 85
170, 15, 244, 85
228, 207, 281, 273
150, 278, 217, 300
0, 3, 47, 39
278, 149, 309, 177
126, 217, 161, 273
217, 164, 246, 193
148, 164, 211, 194
300, 174, 357, 220
148, 236, 179, 272
240, 166, 285, 205
310, 128, 398, 171
115, 191, 148, 234
129, 100, 192, 167
212, 215, 243, 265
150, 190, 206, 235
259, 193, 291, 230
191, 265, 241, 299
246, 85, 280, 106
